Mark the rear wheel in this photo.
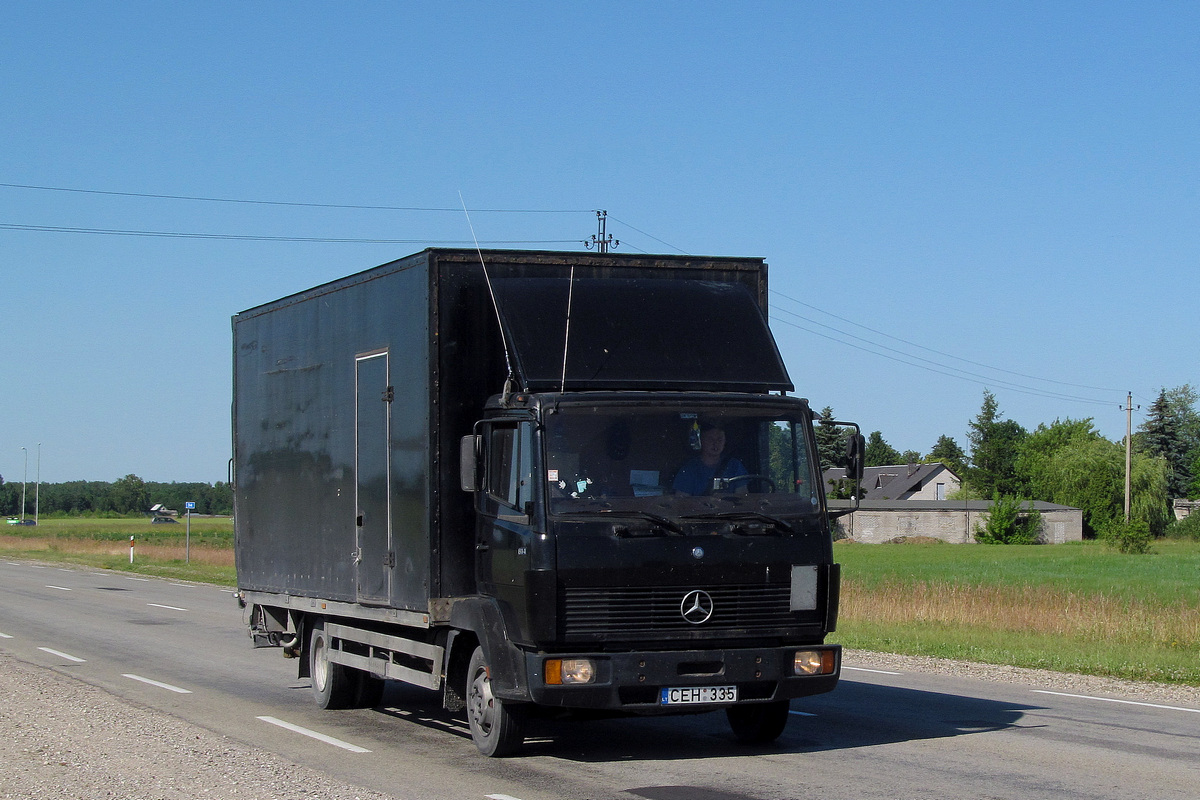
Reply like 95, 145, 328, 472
465, 646, 525, 757
309, 619, 356, 709
354, 673, 386, 708
726, 700, 791, 744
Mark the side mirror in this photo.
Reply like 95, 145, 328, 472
846, 433, 866, 482
460, 434, 482, 492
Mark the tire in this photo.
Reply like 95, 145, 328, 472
309, 619, 356, 710
465, 646, 524, 757
354, 672, 386, 709
726, 700, 791, 745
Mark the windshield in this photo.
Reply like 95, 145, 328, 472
543, 403, 822, 517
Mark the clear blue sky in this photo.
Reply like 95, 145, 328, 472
2, 3, 1196, 484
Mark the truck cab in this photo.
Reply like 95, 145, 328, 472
459, 390, 850, 754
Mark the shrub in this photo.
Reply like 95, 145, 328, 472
974, 495, 1042, 545
1100, 518, 1153, 554
1165, 513, 1200, 541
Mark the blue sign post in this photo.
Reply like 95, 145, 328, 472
185, 502, 196, 564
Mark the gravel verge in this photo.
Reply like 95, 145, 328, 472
0, 652, 400, 800
843, 648, 1200, 708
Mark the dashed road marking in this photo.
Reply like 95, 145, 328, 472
123, 674, 192, 694
843, 666, 903, 675
256, 716, 371, 753
45, 585, 72, 591
38, 647, 85, 663
0, 631, 13, 639
147, 603, 188, 612
1034, 690, 1200, 714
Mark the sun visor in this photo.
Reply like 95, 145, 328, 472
489, 277, 793, 392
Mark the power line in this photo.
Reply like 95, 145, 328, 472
773, 290, 1125, 396
0, 222, 579, 245
606, 214, 689, 255
771, 310, 1116, 407
0, 181, 593, 214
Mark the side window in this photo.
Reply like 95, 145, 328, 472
487, 422, 533, 512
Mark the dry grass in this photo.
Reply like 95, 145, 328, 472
0, 535, 235, 568
840, 577, 1200, 651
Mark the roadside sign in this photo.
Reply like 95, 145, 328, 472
185, 501, 196, 510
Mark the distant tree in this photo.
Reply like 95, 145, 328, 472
899, 449, 922, 464
1139, 385, 1200, 499
1016, 418, 1170, 538
965, 390, 1028, 498
0, 475, 14, 516
1130, 455, 1172, 537
1191, 452, 1200, 499
864, 431, 902, 467
109, 474, 150, 515
1137, 389, 1186, 497
814, 406, 851, 472
926, 435, 967, 476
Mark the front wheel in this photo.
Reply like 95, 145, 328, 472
465, 646, 525, 757
309, 619, 356, 709
726, 700, 791, 744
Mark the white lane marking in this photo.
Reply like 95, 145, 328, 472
256, 716, 371, 753
125, 577, 151, 582
147, 603, 188, 612
45, 585, 73, 591
123, 674, 193, 694
1033, 690, 1200, 714
38, 647, 85, 663
487, 795, 526, 800
789, 710, 817, 717
843, 666, 903, 675
0, 631, 13, 639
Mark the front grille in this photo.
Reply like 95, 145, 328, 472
561, 584, 798, 639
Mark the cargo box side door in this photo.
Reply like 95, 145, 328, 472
355, 350, 392, 604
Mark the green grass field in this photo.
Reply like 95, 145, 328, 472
0, 516, 235, 584
831, 539, 1200, 685
5, 518, 1198, 686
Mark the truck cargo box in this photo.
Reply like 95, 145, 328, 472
232, 248, 787, 612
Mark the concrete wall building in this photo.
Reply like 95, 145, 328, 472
831, 500, 1084, 544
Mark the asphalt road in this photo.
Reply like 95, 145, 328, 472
1, 559, 1197, 800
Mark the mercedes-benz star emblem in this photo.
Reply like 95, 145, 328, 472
680, 589, 714, 625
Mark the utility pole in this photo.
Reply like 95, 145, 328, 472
584, 210, 618, 253
1124, 392, 1135, 522
20, 447, 27, 522
35, 443, 41, 525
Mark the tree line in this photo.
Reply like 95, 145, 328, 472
0, 474, 232, 518
816, 384, 1199, 540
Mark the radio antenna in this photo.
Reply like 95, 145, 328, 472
560, 265, 576, 393
459, 193, 516, 403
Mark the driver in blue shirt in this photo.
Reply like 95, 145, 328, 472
672, 422, 748, 495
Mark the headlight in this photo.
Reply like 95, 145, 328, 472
545, 658, 596, 685
794, 649, 835, 676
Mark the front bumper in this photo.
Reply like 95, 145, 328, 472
522, 644, 840, 711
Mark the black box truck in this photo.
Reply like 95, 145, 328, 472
232, 248, 862, 756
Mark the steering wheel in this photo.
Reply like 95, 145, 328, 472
716, 474, 776, 493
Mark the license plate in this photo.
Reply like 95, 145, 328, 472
659, 685, 738, 705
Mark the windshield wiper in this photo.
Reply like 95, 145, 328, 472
555, 509, 685, 535
680, 511, 793, 534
